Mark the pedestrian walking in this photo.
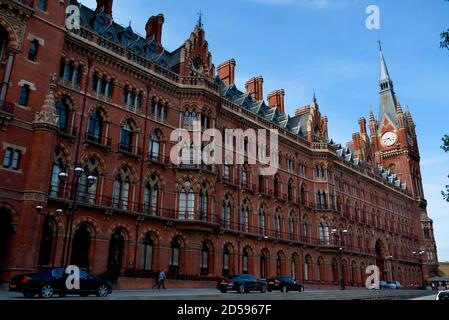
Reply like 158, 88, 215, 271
152, 270, 160, 289
158, 269, 167, 290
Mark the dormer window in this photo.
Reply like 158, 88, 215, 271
192, 57, 203, 73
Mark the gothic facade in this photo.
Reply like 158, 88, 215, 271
0, 0, 439, 288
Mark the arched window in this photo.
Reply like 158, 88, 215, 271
260, 250, 268, 279
38, 216, 55, 266
276, 252, 284, 276
49, 148, 66, 197
221, 195, 231, 229
200, 242, 210, 275
169, 238, 181, 274
288, 213, 295, 240
274, 210, 281, 238
223, 245, 231, 277
317, 257, 325, 282
0, 25, 8, 60
302, 219, 309, 242
87, 110, 104, 143
258, 207, 266, 235
291, 255, 298, 279
240, 200, 250, 232
120, 122, 134, 152
179, 180, 195, 220
56, 98, 70, 132
150, 132, 161, 161
107, 229, 125, 279
144, 174, 159, 216
242, 247, 250, 274
113, 166, 131, 210
319, 219, 329, 245
71, 224, 91, 269
332, 259, 339, 284
78, 157, 100, 204
141, 234, 154, 272
288, 179, 294, 202
199, 183, 208, 221
300, 184, 307, 205
304, 255, 312, 281
274, 175, 280, 197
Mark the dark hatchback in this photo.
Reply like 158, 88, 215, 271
9, 268, 113, 299
217, 274, 268, 294
267, 277, 304, 293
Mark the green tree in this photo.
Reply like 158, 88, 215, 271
442, 136, 449, 201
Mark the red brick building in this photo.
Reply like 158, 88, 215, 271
0, 0, 439, 289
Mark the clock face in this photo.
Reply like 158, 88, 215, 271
381, 132, 397, 146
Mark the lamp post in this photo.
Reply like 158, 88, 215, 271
332, 228, 348, 290
55, 166, 97, 267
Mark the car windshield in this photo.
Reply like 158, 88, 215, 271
51, 268, 65, 278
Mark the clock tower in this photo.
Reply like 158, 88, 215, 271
369, 45, 422, 198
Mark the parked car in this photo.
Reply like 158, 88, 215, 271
436, 290, 449, 300
378, 280, 393, 290
266, 277, 304, 293
9, 267, 113, 299
387, 281, 403, 290
217, 274, 267, 294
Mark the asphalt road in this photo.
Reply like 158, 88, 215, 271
0, 288, 437, 300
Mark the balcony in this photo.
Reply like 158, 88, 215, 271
117, 143, 142, 159
58, 126, 77, 140
84, 133, 112, 151
146, 152, 170, 167
175, 163, 217, 176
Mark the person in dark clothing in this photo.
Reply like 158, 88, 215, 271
152, 270, 160, 289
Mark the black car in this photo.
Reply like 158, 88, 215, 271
9, 268, 113, 299
217, 274, 267, 294
267, 276, 304, 293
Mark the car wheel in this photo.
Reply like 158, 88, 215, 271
238, 284, 245, 294
261, 285, 268, 294
281, 286, 288, 293
23, 291, 35, 298
220, 289, 227, 294
96, 285, 109, 297
39, 284, 54, 299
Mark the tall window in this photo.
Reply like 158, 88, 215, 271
38, 0, 47, 11
258, 208, 266, 235
49, 149, 65, 197
242, 247, 250, 274
27, 39, 39, 62
77, 157, 99, 204
3, 147, 21, 171
319, 219, 329, 245
300, 185, 307, 205
0, 26, 8, 60
223, 245, 231, 277
144, 176, 158, 216
199, 186, 208, 221
287, 179, 294, 202
302, 220, 308, 242
200, 242, 210, 275
274, 210, 281, 238
183, 110, 197, 128
150, 132, 161, 160
113, 167, 131, 210
288, 213, 295, 240
19, 84, 30, 106
141, 234, 154, 272
304, 256, 311, 281
169, 238, 181, 274
87, 110, 103, 143
276, 252, 283, 277
260, 250, 268, 279
222, 196, 231, 229
151, 100, 166, 122
38, 216, 55, 266
240, 202, 249, 232
56, 98, 70, 132
120, 122, 133, 152
179, 180, 195, 220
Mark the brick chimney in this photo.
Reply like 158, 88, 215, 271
96, 0, 113, 16
267, 89, 285, 113
245, 76, 264, 101
217, 59, 236, 85
358, 117, 368, 141
146, 14, 164, 45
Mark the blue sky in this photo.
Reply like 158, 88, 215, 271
82, 0, 449, 260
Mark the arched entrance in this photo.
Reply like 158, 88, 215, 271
71, 224, 91, 269
0, 208, 13, 270
38, 216, 56, 266
375, 240, 387, 281
107, 230, 125, 280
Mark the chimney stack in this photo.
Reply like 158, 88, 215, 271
96, 0, 113, 16
358, 117, 368, 141
267, 89, 285, 113
217, 59, 236, 85
145, 14, 165, 45
245, 76, 264, 101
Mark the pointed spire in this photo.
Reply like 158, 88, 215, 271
197, 10, 203, 28
379, 40, 391, 81
313, 89, 317, 103
369, 106, 375, 122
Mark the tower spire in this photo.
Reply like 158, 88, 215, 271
379, 41, 391, 82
